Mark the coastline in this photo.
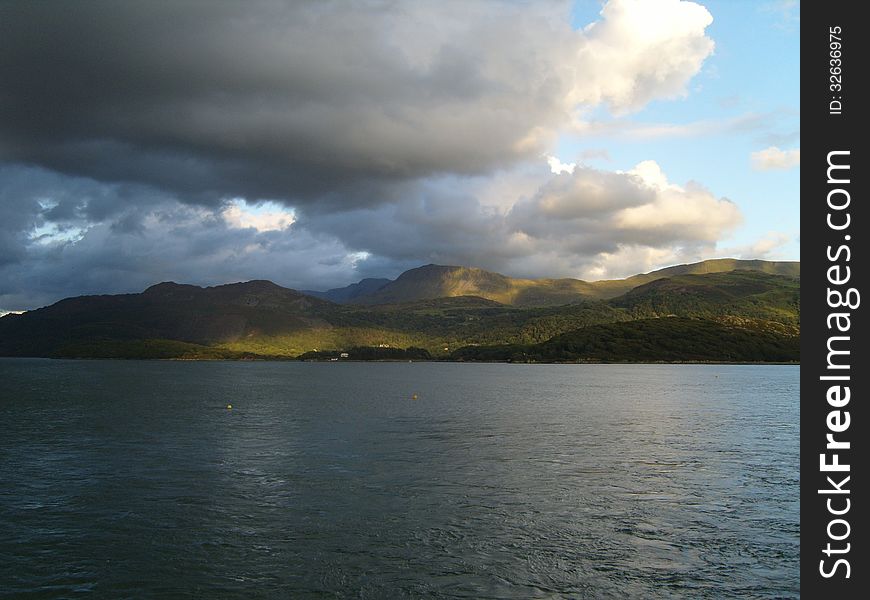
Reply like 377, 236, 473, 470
0, 355, 800, 365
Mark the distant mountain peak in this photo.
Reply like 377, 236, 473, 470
303, 277, 392, 303
215, 280, 287, 292
143, 281, 200, 295
144, 280, 291, 294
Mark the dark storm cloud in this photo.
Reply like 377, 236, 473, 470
0, 163, 174, 234
0, 0, 584, 205
0, 198, 362, 311
0, 0, 715, 206
0, 0, 722, 309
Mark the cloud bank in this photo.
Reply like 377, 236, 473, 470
0, 0, 728, 309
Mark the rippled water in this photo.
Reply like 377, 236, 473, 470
0, 360, 798, 598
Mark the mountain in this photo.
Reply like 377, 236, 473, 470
303, 278, 391, 303
0, 261, 800, 361
330, 259, 799, 306
346, 265, 598, 307
0, 280, 336, 358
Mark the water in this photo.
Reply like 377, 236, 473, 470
0, 360, 799, 598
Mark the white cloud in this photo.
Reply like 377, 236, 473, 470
625, 160, 671, 189
547, 156, 576, 175
509, 160, 742, 254
579, 245, 689, 280
614, 161, 742, 242
222, 199, 296, 232
571, 0, 715, 114
751, 146, 800, 171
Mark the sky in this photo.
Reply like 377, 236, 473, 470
0, 0, 799, 312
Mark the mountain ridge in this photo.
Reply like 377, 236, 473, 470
0, 259, 800, 362
324, 258, 800, 306
302, 278, 392, 303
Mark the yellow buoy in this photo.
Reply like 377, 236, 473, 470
411, 394, 418, 400
227, 404, 233, 409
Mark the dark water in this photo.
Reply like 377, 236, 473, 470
0, 360, 798, 598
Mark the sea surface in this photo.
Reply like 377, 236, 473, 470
0, 360, 799, 598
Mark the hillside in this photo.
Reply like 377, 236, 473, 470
621, 258, 800, 284
324, 259, 799, 306
610, 271, 800, 325
346, 265, 599, 307
451, 317, 799, 363
0, 262, 800, 361
0, 280, 338, 357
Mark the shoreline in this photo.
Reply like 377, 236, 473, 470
0, 356, 800, 366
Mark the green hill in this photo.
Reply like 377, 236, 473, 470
623, 258, 799, 282
593, 259, 800, 299
451, 317, 799, 363
610, 270, 800, 325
